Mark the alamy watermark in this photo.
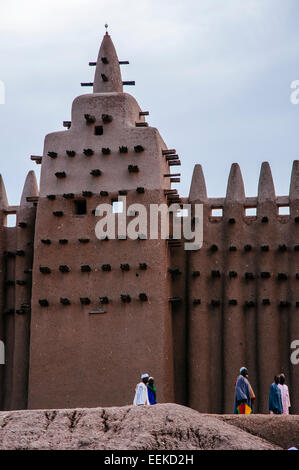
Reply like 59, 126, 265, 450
94, 198, 203, 251
290, 340, 299, 366
0, 340, 4, 365
290, 80, 299, 104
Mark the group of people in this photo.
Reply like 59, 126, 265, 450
269, 373, 291, 415
234, 367, 291, 414
133, 368, 291, 414
133, 373, 157, 406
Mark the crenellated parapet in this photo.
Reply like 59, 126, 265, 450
188, 160, 299, 414
189, 161, 298, 215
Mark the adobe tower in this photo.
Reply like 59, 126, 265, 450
27, 32, 179, 409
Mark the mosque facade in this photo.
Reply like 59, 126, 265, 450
0, 33, 298, 414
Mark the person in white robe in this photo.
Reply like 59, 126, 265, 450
133, 373, 150, 405
278, 373, 291, 415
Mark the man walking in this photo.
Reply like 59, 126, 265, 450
268, 376, 283, 414
233, 367, 253, 414
147, 377, 157, 405
133, 373, 150, 405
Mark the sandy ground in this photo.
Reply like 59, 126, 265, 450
1, 403, 297, 450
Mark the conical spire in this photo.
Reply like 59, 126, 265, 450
20, 171, 39, 206
93, 33, 123, 93
225, 163, 245, 203
189, 164, 207, 202
257, 162, 276, 203
0, 174, 8, 208
290, 160, 299, 201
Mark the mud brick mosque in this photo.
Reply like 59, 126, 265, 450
0, 32, 298, 414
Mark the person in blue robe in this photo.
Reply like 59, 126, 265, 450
234, 367, 252, 414
268, 376, 283, 414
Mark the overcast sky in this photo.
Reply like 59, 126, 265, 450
0, 0, 299, 207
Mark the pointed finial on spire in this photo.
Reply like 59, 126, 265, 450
93, 32, 123, 93
258, 162, 276, 203
20, 171, 39, 206
289, 160, 299, 202
189, 164, 207, 202
0, 174, 8, 209
225, 163, 245, 203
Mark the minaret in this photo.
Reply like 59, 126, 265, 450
93, 32, 123, 94
28, 32, 175, 409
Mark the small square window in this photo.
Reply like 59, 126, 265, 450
211, 208, 223, 217
245, 208, 257, 216
74, 199, 87, 215
278, 206, 290, 215
112, 201, 124, 214
6, 214, 16, 227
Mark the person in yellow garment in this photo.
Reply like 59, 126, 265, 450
233, 367, 254, 414
133, 373, 150, 406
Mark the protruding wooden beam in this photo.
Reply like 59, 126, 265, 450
166, 155, 179, 160
162, 149, 176, 155
134, 145, 144, 153
5, 206, 18, 214
89, 309, 107, 314
164, 189, 178, 195
119, 61, 130, 65
169, 161, 181, 166
168, 297, 182, 303
102, 114, 113, 123
81, 82, 94, 87
135, 122, 148, 127
63, 121, 71, 129
139, 111, 149, 116
84, 114, 96, 124
164, 173, 181, 177
128, 165, 139, 173
26, 196, 39, 203
30, 155, 42, 164
122, 81, 135, 86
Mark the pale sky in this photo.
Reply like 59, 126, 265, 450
0, 0, 299, 206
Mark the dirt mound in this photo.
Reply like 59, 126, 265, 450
219, 414, 299, 450
0, 404, 287, 450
